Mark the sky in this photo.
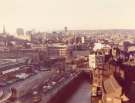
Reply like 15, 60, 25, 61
0, 0, 135, 33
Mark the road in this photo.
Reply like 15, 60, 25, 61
6, 72, 92, 103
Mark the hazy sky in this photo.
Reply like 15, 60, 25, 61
0, 0, 135, 33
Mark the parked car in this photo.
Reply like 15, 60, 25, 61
32, 91, 41, 103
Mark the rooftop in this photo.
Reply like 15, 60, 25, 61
123, 60, 135, 67
48, 43, 68, 48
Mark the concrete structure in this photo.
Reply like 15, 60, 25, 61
128, 45, 135, 52
102, 75, 122, 103
72, 50, 89, 58
47, 43, 71, 58
0, 70, 55, 103
81, 36, 85, 44
0, 87, 12, 103
89, 53, 104, 69
93, 43, 104, 51
16, 28, 31, 41
10, 71, 54, 98
89, 54, 96, 69
16, 28, 24, 36
0, 58, 28, 74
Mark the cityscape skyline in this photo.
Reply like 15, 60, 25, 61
0, 0, 135, 33
0, 1, 135, 103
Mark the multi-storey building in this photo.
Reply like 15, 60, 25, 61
89, 52, 105, 70
47, 43, 71, 58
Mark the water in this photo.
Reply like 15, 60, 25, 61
12, 73, 91, 103
64, 80, 91, 103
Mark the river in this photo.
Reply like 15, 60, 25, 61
64, 80, 91, 103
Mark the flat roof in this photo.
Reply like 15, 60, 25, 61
123, 61, 135, 67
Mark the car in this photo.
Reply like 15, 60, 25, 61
32, 91, 41, 103
42, 85, 49, 93
51, 81, 56, 86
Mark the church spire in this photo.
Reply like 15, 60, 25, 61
3, 25, 6, 34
